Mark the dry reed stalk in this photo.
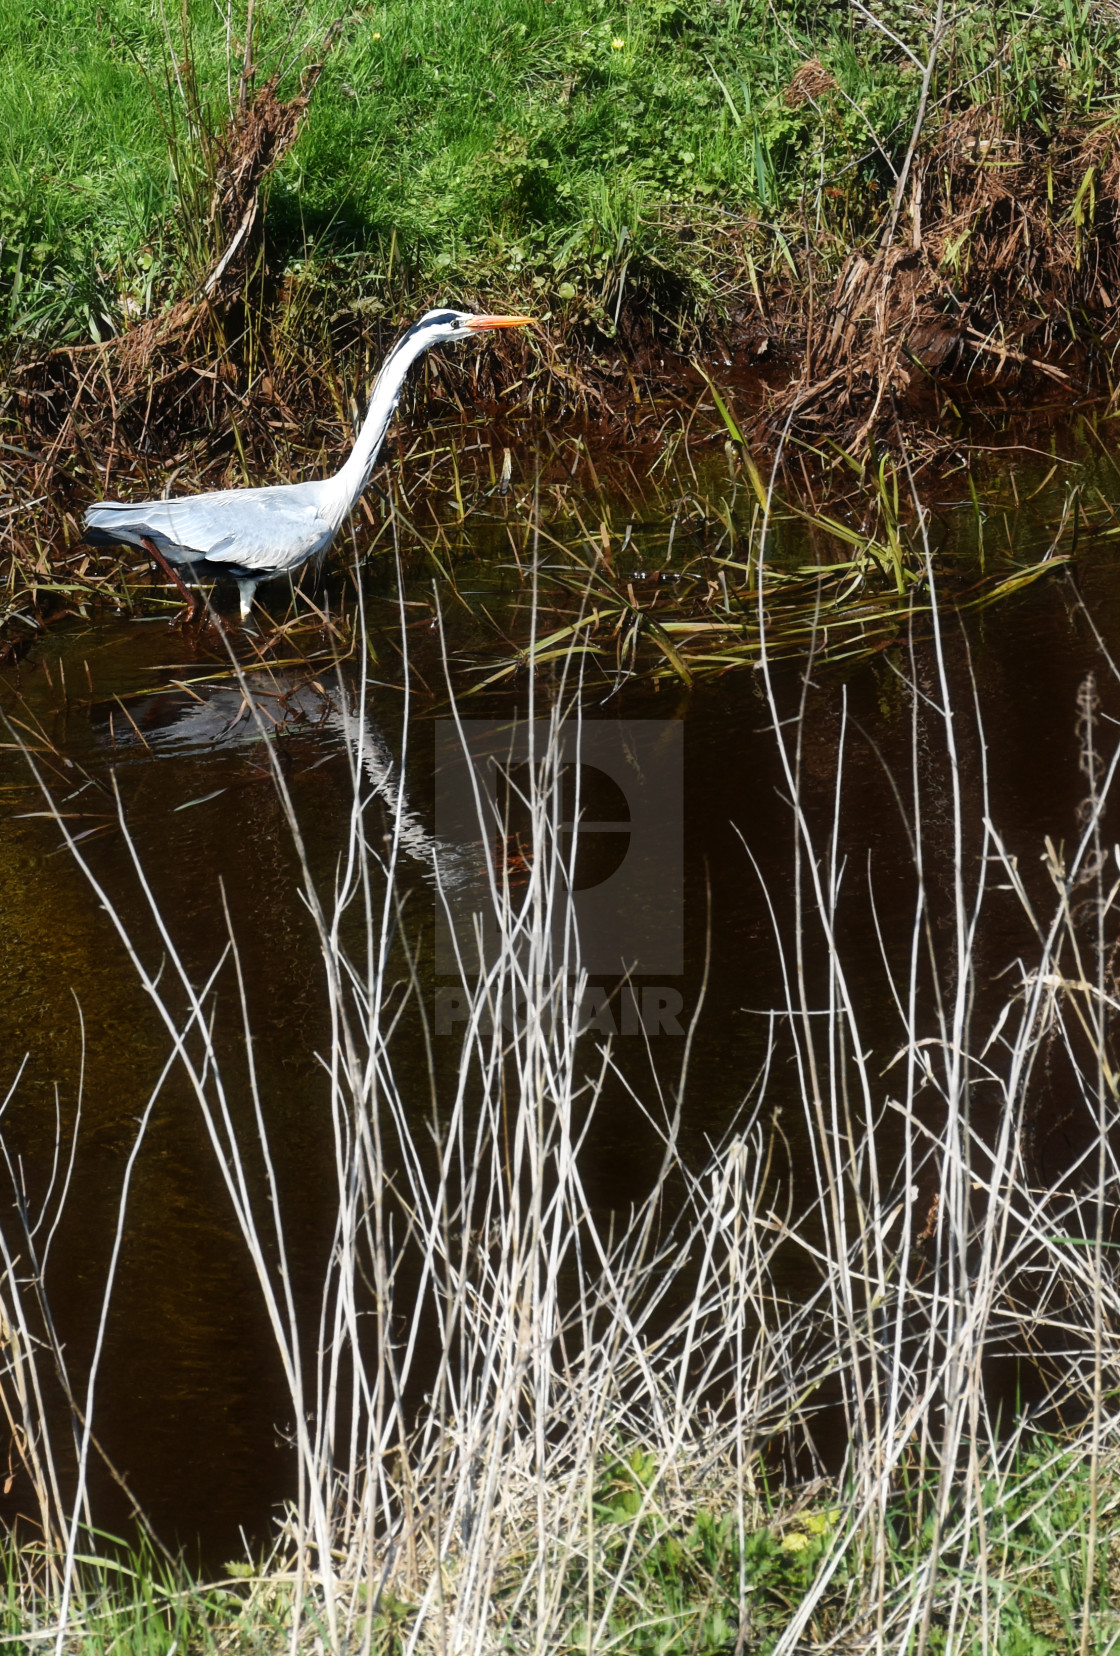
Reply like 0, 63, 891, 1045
7, 484, 1120, 1650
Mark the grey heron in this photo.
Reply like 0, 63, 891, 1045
83, 308, 532, 622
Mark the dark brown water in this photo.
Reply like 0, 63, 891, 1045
2, 429, 1120, 1562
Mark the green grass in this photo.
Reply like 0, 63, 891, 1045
8, 1438, 1120, 1654
499, 1438, 1120, 1654
2, 0, 1119, 345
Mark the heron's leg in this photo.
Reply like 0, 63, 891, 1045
236, 579, 260, 624
140, 536, 200, 620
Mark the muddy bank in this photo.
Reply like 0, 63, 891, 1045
7, 101, 1120, 451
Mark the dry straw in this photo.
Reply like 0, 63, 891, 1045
5, 476, 1120, 1652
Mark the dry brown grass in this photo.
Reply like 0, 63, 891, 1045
769, 109, 1120, 452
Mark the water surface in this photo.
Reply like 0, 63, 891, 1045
2, 426, 1119, 1558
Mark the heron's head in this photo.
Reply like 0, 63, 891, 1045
413, 308, 534, 346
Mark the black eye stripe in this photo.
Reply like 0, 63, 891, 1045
405, 309, 466, 346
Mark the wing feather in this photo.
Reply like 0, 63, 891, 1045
84, 480, 339, 575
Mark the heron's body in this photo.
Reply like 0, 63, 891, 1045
84, 479, 343, 620
83, 308, 530, 620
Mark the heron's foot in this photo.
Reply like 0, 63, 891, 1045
165, 590, 210, 632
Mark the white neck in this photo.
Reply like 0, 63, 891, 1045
323, 324, 439, 527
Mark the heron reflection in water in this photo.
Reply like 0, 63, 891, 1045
102, 672, 472, 891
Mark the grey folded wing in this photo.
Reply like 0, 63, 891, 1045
83, 482, 337, 576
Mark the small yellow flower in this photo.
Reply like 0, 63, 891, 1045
372, 30, 381, 38
611, 36, 624, 49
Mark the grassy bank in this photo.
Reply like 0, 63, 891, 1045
2, 2, 1120, 640
0, 0, 975, 342
9, 1432, 1120, 1652
1, 0, 1119, 351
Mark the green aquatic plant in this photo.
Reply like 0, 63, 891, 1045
471, 453, 1080, 689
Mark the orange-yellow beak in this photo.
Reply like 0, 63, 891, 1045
467, 313, 534, 330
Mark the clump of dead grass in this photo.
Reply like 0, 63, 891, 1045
770, 107, 1120, 452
